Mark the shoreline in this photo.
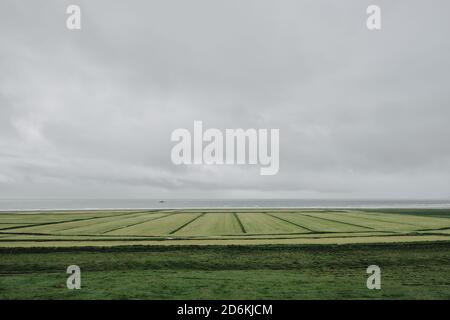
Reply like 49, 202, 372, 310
1, 205, 450, 212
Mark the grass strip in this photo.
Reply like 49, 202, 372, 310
233, 212, 247, 233
101, 212, 176, 234
300, 213, 375, 230
264, 212, 316, 232
170, 213, 206, 235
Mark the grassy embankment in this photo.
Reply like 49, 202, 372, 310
0, 242, 449, 299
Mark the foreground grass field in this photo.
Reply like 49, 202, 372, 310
0, 243, 449, 299
1, 209, 448, 299
0, 209, 449, 246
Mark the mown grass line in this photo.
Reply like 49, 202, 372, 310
1, 232, 447, 245
0, 223, 31, 224
0, 229, 397, 241
101, 212, 176, 234
0, 239, 446, 251
338, 211, 424, 228
416, 226, 450, 232
53, 211, 167, 233
0, 211, 163, 233
169, 213, 206, 235
218, 230, 393, 237
299, 213, 375, 230
0, 229, 184, 239
361, 209, 450, 221
233, 213, 247, 234
0, 209, 158, 216
0, 224, 35, 231
1, 210, 168, 235
373, 211, 450, 221
263, 213, 316, 232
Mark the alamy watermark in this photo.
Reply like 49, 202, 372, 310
65, 4, 381, 32
366, 265, 381, 290
66, 265, 81, 290
366, 5, 381, 30
171, 121, 279, 175
66, 5, 81, 30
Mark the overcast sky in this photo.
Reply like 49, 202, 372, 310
1, 0, 449, 199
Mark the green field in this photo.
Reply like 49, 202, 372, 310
0, 209, 449, 299
0, 243, 449, 299
0, 209, 449, 246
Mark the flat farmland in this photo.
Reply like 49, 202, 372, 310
1, 243, 449, 299
1, 209, 449, 299
0, 209, 449, 247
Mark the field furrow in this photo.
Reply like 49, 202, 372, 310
3, 212, 144, 234
237, 212, 310, 234
355, 211, 450, 229
269, 212, 368, 233
56, 212, 172, 235
173, 212, 244, 236
0, 209, 449, 245
107, 213, 199, 236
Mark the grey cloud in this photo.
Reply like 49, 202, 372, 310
1, 0, 450, 199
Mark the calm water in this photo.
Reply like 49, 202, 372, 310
0, 199, 450, 211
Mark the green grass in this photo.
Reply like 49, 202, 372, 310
174, 212, 243, 236
0, 209, 449, 246
0, 243, 449, 299
0, 209, 449, 299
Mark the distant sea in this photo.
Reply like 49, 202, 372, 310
0, 199, 450, 211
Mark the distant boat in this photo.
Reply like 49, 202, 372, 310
159, 200, 165, 203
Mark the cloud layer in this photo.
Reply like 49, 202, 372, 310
1, 0, 450, 199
